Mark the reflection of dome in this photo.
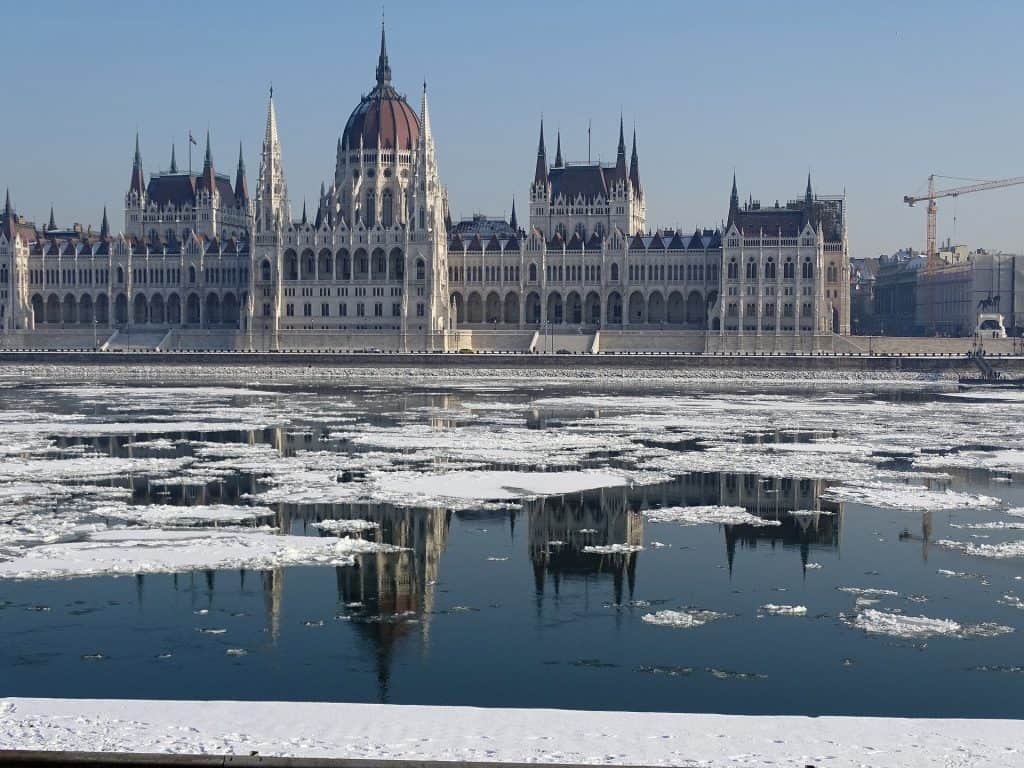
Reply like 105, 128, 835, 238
341, 26, 420, 152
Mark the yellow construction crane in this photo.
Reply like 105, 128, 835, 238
904, 174, 1024, 270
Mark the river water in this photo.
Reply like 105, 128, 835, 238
0, 368, 1022, 717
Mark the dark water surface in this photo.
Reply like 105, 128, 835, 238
0, 377, 1022, 717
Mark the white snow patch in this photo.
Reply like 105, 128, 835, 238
3, 697, 1024, 767
823, 481, 1000, 511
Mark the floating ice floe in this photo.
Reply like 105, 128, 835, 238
91, 503, 276, 527
839, 587, 900, 598
822, 481, 1000, 511
850, 608, 1014, 640
373, 469, 629, 507
582, 544, 643, 555
641, 608, 728, 629
937, 539, 1024, 559
642, 505, 782, 527
760, 604, 808, 616
0, 529, 404, 581
313, 519, 380, 534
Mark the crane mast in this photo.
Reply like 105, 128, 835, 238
903, 173, 1024, 334
904, 174, 1024, 271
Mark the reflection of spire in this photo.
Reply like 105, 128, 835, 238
331, 504, 451, 699
527, 490, 643, 603
262, 568, 284, 645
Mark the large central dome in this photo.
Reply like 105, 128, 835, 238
341, 27, 420, 152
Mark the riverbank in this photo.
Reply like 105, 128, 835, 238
0, 349, 1022, 375
1, 698, 1021, 767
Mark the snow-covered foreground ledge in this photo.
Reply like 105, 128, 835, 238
1, 699, 1022, 767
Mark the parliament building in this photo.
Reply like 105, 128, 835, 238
0, 25, 850, 354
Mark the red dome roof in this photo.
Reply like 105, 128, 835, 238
341, 27, 420, 152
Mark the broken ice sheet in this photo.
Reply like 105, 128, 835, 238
642, 505, 782, 527
641, 609, 729, 629
848, 609, 1014, 640
822, 481, 1000, 511
0, 529, 405, 581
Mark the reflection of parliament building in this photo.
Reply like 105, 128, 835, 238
529, 472, 841, 599
528, 488, 644, 605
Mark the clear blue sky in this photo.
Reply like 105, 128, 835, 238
3, 0, 1023, 257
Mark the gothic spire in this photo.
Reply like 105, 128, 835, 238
376, 20, 392, 87
315, 181, 325, 229
199, 130, 216, 194
129, 132, 145, 197
47, 205, 56, 231
234, 142, 248, 202
615, 115, 627, 179
805, 172, 814, 204
100, 205, 110, 239
533, 119, 548, 185
301, 199, 307, 225
170, 144, 178, 173
3, 188, 11, 218
554, 131, 563, 168
629, 127, 641, 194
257, 85, 288, 232
728, 172, 740, 226
509, 198, 518, 231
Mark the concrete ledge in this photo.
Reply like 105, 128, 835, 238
0, 752, 656, 768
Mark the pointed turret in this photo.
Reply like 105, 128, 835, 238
100, 206, 110, 239
614, 115, 627, 181
170, 144, 178, 173
198, 131, 216, 195
629, 128, 641, 195
728, 172, 740, 226
1, 189, 14, 240
554, 131, 563, 168
376, 20, 392, 87
234, 142, 248, 203
3, 188, 11, 218
509, 198, 518, 231
256, 86, 288, 233
533, 120, 548, 185
805, 172, 814, 205
47, 206, 56, 232
301, 200, 308, 225
315, 181, 326, 229
129, 133, 145, 198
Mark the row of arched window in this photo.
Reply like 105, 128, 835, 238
727, 257, 816, 281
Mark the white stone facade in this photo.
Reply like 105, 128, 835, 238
0, 25, 849, 352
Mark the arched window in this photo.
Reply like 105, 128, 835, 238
382, 190, 394, 228
784, 258, 795, 279
117, 266, 125, 284
0, 265, 7, 283
416, 259, 426, 281
610, 263, 619, 281
365, 192, 376, 228
555, 223, 567, 239
575, 222, 586, 238
261, 259, 272, 282
529, 263, 538, 282
727, 259, 738, 280
827, 262, 837, 282
802, 258, 813, 279
746, 259, 757, 279
765, 258, 776, 279
596, 223, 606, 239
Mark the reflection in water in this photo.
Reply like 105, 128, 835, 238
528, 489, 643, 605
